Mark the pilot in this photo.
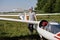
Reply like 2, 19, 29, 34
28, 7, 37, 34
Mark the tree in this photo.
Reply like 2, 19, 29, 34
42, 0, 56, 13
54, 0, 60, 12
35, 0, 59, 13
35, 0, 42, 10
35, 0, 47, 10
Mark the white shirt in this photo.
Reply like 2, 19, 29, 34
29, 12, 36, 21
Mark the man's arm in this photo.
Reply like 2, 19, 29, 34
34, 12, 37, 21
35, 15, 37, 21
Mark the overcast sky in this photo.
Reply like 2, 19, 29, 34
0, 0, 37, 12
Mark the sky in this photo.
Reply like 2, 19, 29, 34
0, 0, 37, 12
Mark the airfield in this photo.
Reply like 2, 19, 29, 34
0, 13, 60, 40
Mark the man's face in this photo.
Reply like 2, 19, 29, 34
29, 9, 33, 12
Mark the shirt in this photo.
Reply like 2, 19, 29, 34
29, 12, 36, 21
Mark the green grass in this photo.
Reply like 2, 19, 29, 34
0, 15, 60, 37
37, 15, 60, 22
0, 20, 30, 37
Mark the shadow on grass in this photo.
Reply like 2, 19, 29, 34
0, 34, 41, 40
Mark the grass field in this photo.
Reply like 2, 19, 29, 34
0, 15, 60, 37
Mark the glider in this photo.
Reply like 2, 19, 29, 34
0, 17, 60, 40
0, 13, 60, 40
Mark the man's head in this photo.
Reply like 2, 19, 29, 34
29, 7, 33, 12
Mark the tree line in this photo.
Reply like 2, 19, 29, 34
35, 0, 60, 13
